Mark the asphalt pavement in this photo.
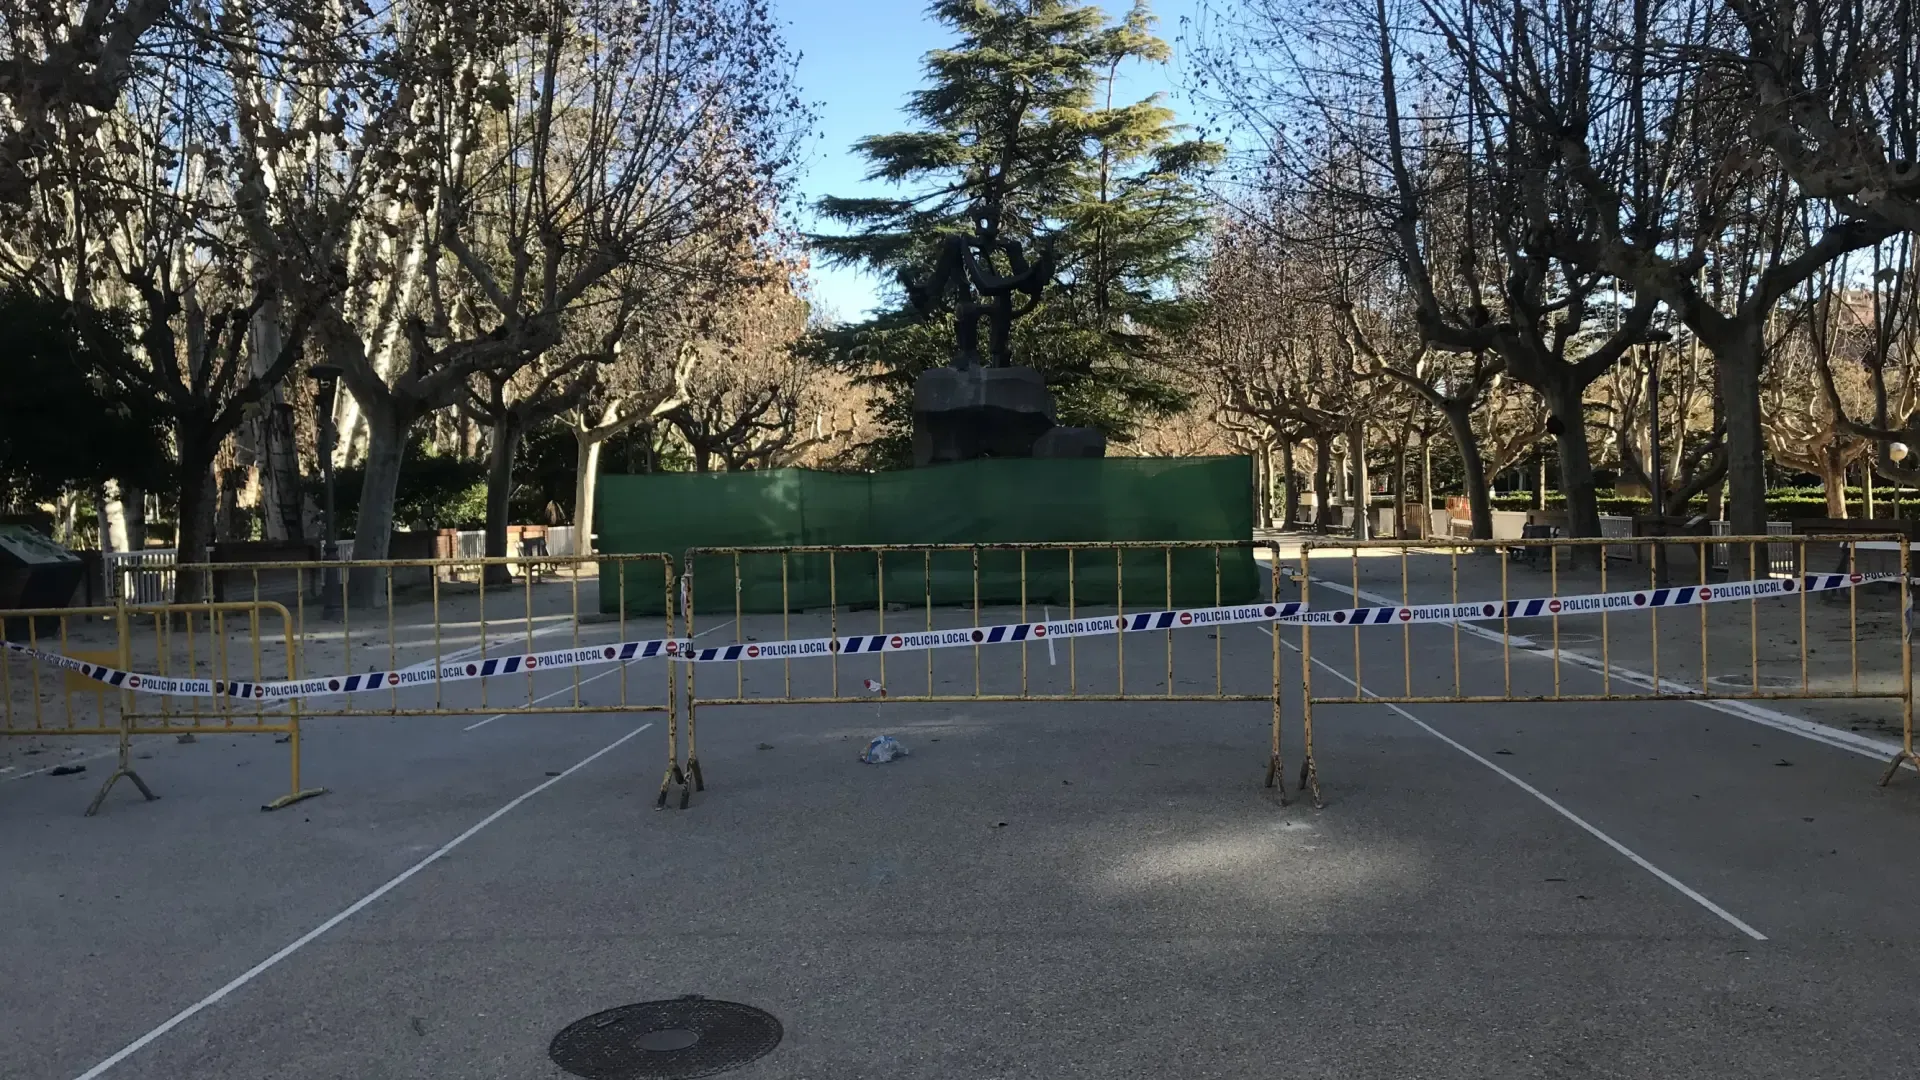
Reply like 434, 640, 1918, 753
4, 574, 1919, 1080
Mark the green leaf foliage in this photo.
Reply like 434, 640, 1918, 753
0, 289, 171, 508
810, 0, 1219, 467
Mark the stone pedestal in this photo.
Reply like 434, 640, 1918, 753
912, 366, 1107, 466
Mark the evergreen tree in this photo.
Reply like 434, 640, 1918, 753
0, 290, 170, 510
812, 0, 1219, 467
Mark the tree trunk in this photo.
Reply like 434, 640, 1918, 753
1280, 439, 1301, 530
1534, 452, 1548, 510
1312, 434, 1334, 529
1255, 441, 1273, 528
250, 310, 304, 542
1349, 421, 1370, 541
1391, 427, 1410, 540
95, 486, 113, 554
1863, 459, 1876, 518
1440, 401, 1494, 541
217, 466, 246, 541
574, 431, 604, 557
1421, 434, 1435, 538
348, 400, 414, 606
171, 432, 219, 603
1823, 446, 1848, 518
1250, 443, 1265, 528
1544, 382, 1602, 550
104, 480, 145, 552
483, 415, 524, 586
1712, 330, 1770, 539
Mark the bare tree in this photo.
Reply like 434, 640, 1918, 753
323, 0, 804, 595
0, 0, 396, 597
1716, 0, 1920, 234
663, 264, 819, 471
564, 333, 697, 556
1802, 233, 1920, 501
1197, 0, 1665, 551
1190, 212, 1366, 530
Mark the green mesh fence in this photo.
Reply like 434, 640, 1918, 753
595, 457, 1257, 615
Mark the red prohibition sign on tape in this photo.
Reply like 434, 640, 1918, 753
1179, 612, 1193, 625
1033, 624, 1047, 637
1549, 599, 1562, 613
1397, 608, 1412, 622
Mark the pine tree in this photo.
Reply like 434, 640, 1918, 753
812, 0, 1219, 467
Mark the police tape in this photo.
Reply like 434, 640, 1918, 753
0, 635, 688, 701
1294, 570, 1888, 626
0, 572, 1896, 700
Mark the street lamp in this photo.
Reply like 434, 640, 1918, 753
1894, 442, 1911, 521
309, 363, 343, 620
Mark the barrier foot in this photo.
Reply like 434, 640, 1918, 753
84, 767, 157, 817
688, 756, 705, 793
656, 762, 688, 811
262, 788, 329, 812
1263, 753, 1291, 806
1879, 750, 1916, 787
1298, 755, 1323, 810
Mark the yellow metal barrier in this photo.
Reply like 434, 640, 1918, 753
163, 552, 678, 719
1292, 534, 1914, 808
2, 600, 317, 813
7, 554, 677, 812
670, 541, 1287, 809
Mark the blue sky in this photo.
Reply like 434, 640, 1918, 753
777, 0, 1205, 323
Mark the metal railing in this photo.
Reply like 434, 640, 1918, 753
9, 553, 678, 812
2, 599, 319, 814
671, 541, 1290, 809
1289, 534, 1913, 808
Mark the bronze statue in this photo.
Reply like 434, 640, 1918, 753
899, 215, 1055, 371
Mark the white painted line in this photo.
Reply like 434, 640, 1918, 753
462, 665, 623, 731
1044, 606, 1056, 666
1386, 699, 1768, 940
70, 722, 654, 1080
1538, 649, 1907, 765
1312, 576, 1910, 769
461, 620, 729, 732
1261, 624, 1767, 941
1, 745, 115, 782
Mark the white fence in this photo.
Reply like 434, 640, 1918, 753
1709, 520, 1797, 574
103, 548, 182, 604
105, 541, 354, 603
1595, 515, 1796, 574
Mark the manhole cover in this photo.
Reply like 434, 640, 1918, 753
550, 997, 782, 1079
